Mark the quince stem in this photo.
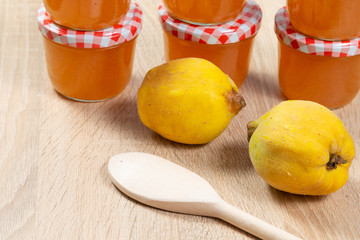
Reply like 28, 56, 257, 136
228, 90, 246, 115
327, 154, 347, 170
247, 122, 257, 142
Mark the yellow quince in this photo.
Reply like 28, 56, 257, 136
137, 58, 245, 144
247, 100, 355, 195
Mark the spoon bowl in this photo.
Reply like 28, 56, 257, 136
108, 152, 302, 240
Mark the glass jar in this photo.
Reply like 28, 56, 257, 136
43, 0, 131, 30
287, 0, 360, 40
158, 0, 262, 87
37, 1, 143, 102
163, 0, 246, 25
275, 7, 360, 109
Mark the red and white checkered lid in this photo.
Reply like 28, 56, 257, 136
37, 1, 142, 48
275, 7, 360, 57
158, 0, 262, 45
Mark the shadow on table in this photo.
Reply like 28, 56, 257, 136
243, 71, 286, 102
268, 185, 327, 203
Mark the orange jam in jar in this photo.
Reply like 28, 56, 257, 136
287, 0, 360, 40
163, 0, 246, 25
43, 0, 131, 30
159, 1, 262, 87
37, 2, 143, 102
275, 7, 360, 109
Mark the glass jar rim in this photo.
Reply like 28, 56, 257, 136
37, 1, 143, 49
275, 7, 360, 57
158, 0, 262, 45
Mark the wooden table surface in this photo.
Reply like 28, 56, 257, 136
1, 0, 360, 239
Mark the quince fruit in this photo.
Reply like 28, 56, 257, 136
247, 100, 355, 195
137, 58, 246, 144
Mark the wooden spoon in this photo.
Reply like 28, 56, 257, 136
108, 152, 302, 240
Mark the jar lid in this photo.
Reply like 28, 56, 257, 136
158, 0, 262, 45
37, 1, 143, 48
275, 7, 360, 57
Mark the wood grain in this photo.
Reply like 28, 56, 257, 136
1, 0, 360, 239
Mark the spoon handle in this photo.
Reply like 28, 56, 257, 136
213, 200, 302, 240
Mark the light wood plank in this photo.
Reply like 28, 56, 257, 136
1, 0, 359, 239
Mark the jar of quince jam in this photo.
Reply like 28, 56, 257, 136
287, 0, 360, 40
163, 0, 246, 25
275, 7, 360, 109
159, 0, 262, 87
43, 0, 131, 30
37, 1, 142, 102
